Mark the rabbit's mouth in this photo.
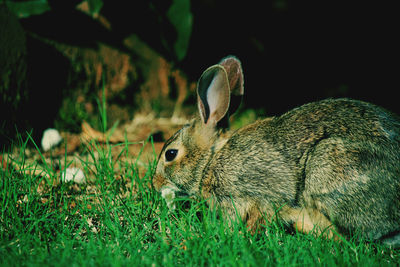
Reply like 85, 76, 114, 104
160, 185, 191, 211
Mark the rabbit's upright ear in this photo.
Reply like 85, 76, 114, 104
197, 65, 230, 126
197, 56, 244, 127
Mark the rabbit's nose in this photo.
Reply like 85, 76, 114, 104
152, 173, 167, 191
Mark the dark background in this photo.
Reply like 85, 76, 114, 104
185, 1, 399, 115
1, 0, 399, 147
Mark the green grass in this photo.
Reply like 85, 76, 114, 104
1, 136, 399, 266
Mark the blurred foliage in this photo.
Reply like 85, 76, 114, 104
55, 97, 90, 133
4, 0, 50, 18
167, 0, 192, 61
86, 0, 102, 15
0, 3, 28, 147
4, 0, 103, 17
5, 0, 192, 61
231, 109, 265, 130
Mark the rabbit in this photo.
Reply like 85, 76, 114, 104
153, 56, 400, 246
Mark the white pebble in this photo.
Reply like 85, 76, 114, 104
61, 167, 86, 184
41, 128, 62, 151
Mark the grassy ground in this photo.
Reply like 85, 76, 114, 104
1, 107, 400, 266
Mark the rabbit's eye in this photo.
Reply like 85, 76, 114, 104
165, 149, 178, 162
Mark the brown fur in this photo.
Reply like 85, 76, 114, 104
153, 56, 400, 246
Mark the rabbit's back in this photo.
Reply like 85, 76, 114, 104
270, 98, 400, 156
218, 98, 400, 191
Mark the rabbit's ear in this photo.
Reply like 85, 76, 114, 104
219, 56, 244, 98
197, 65, 230, 126
197, 56, 244, 127
219, 56, 244, 117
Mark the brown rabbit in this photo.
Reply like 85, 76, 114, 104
153, 56, 400, 246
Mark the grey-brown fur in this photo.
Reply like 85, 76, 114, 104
153, 56, 400, 246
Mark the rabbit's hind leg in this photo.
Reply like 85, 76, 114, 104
285, 207, 340, 240
302, 137, 400, 242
